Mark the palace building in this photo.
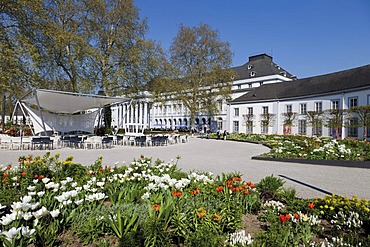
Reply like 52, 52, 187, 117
111, 54, 370, 139
111, 53, 295, 133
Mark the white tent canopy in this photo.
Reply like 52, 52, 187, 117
22, 89, 129, 114
19, 89, 130, 135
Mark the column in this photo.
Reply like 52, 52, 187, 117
143, 102, 148, 129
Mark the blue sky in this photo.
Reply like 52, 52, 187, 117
134, 0, 370, 79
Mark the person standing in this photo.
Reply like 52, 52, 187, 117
200, 128, 204, 138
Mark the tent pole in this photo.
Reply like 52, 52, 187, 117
95, 107, 103, 134
19, 103, 35, 136
11, 101, 19, 123
34, 91, 48, 136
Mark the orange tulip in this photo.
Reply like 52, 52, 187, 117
2, 173, 8, 178
21, 171, 27, 177
212, 214, 222, 221
279, 214, 287, 223
308, 202, 315, 209
172, 190, 182, 197
152, 204, 160, 211
216, 186, 224, 192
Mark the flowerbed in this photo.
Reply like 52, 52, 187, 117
221, 134, 370, 161
0, 153, 369, 246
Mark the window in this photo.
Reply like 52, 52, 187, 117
247, 107, 253, 116
218, 100, 223, 112
250, 71, 256, 77
217, 118, 223, 130
331, 100, 340, 110
349, 97, 358, 108
262, 106, 268, 114
286, 105, 292, 113
246, 121, 253, 133
233, 121, 239, 132
298, 120, 306, 135
313, 119, 322, 136
300, 103, 307, 115
234, 108, 239, 117
261, 121, 268, 134
315, 102, 322, 113
237, 85, 241, 89
348, 118, 358, 137
249, 84, 252, 88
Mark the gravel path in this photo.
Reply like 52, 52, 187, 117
1, 137, 369, 200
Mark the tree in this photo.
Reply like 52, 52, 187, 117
41, 0, 93, 92
82, 0, 166, 96
305, 111, 324, 136
168, 23, 235, 130
281, 112, 297, 134
349, 105, 370, 140
260, 113, 275, 134
1, 1, 40, 127
324, 109, 347, 139
242, 113, 254, 134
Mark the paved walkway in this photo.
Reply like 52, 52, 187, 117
1, 137, 369, 200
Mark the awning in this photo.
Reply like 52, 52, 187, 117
19, 89, 131, 134
22, 89, 130, 114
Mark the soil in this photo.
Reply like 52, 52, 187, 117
242, 213, 268, 236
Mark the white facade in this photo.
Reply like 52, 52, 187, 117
229, 85, 370, 139
111, 54, 295, 133
111, 72, 293, 133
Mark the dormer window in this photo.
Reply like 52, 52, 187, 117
247, 64, 253, 70
250, 71, 256, 77
280, 71, 287, 77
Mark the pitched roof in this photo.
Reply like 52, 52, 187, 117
232, 53, 295, 80
232, 64, 370, 103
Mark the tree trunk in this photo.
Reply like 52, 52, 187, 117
364, 125, 367, 141
1, 93, 5, 133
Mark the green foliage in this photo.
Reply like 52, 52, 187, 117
71, 205, 113, 244
226, 133, 370, 161
256, 175, 285, 201
184, 224, 225, 247
1, 153, 369, 246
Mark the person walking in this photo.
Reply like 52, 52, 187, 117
223, 130, 227, 140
